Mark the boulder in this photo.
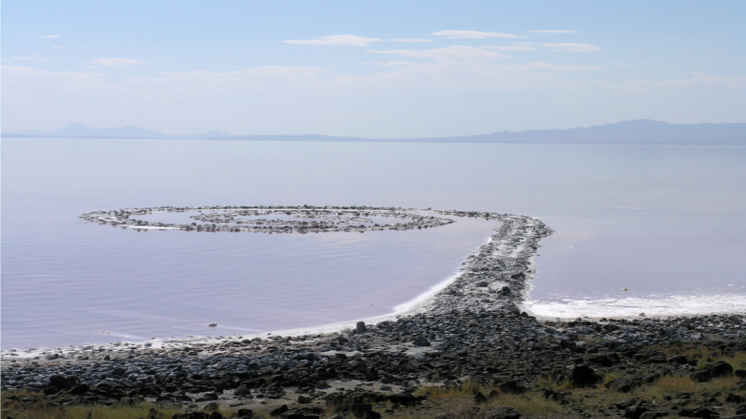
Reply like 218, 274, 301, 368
589, 354, 615, 367
726, 393, 745, 403
69, 384, 90, 395
606, 377, 642, 393
624, 401, 650, 419
710, 361, 734, 378
498, 380, 526, 394
669, 354, 689, 365
571, 364, 603, 388
48, 375, 79, 391
270, 405, 289, 417
615, 398, 642, 410
412, 336, 430, 347
474, 391, 487, 405
234, 385, 251, 397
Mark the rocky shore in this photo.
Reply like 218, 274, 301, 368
3, 210, 746, 419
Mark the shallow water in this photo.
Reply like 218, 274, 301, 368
2, 138, 745, 349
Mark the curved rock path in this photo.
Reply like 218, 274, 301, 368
79, 206, 457, 233
3, 208, 746, 418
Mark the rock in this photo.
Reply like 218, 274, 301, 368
69, 384, 90, 395
688, 407, 717, 418
280, 409, 318, 419
480, 406, 521, 419
237, 409, 254, 418
234, 385, 251, 397
196, 392, 219, 402
543, 389, 569, 402
616, 398, 642, 410
48, 375, 79, 390
474, 391, 487, 405
710, 360, 734, 378
270, 405, 289, 417
560, 340, 576, 351
349, 403, 380, 419
589, 354, 615, 367
624, 401, 650, 419
173, 413, 210, 419
645, 353, 668, 363
388, 393, 423, 407
606, 377, 642, 393
298, 395, 312, 404
691, 370, 713, 383
735, 369, 746, 378
202, 402, 219, 412
691, 361, 734, 383
727, 393, 746, 403
497, 380, 526, 394
571, 364, 602, 388
356, 322, 367, 333
669, 354, 689, 365
412, 336, 430, 347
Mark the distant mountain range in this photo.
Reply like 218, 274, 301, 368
2, 122, 230, 140
3, 120, 745, 145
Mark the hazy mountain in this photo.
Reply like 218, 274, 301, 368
3, 120, 745, 144
2, 123, 230, 139
207, 120, 746, 145
414, 120, 746, 145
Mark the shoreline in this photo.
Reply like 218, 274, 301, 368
3, 210, 745, 358
3, 211, 746, 418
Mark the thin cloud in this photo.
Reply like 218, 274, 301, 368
367, 45, 510, 62
92, 58, 148, 67
543, 43, 601, 53
283, 35, 381, 47
38, 35, 59, 39
485, 42, 535, 51
389, 38, 434, 43
530, 30, 578, 34
431, 30, 526, 39
52, 46, 64, 49
12, 54, 50, 63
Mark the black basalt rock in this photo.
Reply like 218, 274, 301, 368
571, 364, 602, 388
497, 380, 526, 395
412, 336, 430, 347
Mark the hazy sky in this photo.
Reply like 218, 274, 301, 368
2, 1, 745, 138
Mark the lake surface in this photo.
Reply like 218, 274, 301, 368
2, 138, 745, 349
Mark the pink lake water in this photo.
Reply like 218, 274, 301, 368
2, 138, 745, 349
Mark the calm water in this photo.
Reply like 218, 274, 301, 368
2, 138, 745, 349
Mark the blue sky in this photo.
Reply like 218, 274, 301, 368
2, 0, 745, 137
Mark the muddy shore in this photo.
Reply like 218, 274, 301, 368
3, 210, 745, 419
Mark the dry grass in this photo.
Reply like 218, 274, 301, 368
413, 380, 564, 417
653, 375, 697, 394
726, 351, 746, 370
701, 376, 740, 393
0, 398, 238, 419
535, 374, 570, 390
489, 394, 564, 416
